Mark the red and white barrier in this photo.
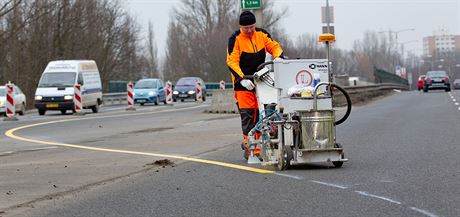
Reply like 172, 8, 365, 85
196, 80, 203, 102
126, 82, 136, 110
220, 80, 225, 90
166, 81, 173, 104
5, 83, 15, 117
73, 84, 82, 113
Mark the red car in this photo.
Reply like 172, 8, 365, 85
417, 75, 425, 91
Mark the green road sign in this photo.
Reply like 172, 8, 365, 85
241, 0, 261, 9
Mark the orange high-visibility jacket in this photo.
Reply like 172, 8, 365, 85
227, 28, 283, 91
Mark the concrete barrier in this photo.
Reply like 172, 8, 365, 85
204, 90, 238, 113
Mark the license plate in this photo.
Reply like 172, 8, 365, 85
179, 94, 188, 97
137, 99, 146, 103
46, 103, 59, 108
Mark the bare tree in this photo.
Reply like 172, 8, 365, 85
348, 30, 402, 81
164, 0, 284, 82
0, 0, 145, 107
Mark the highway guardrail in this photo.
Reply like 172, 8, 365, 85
102, 83, 409, 112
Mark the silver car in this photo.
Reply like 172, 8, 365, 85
0, 85, 27, 116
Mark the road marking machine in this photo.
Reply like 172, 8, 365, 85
246, 34, 352, 170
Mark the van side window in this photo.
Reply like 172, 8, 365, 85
15, 86, 23, 94
78, 73, 84, 85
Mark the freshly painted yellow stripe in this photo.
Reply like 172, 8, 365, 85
5, 120, 273, 174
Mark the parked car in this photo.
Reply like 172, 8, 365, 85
173, 77, 206, 102
453, 79, 460, 89
133, 78, 167, 105
423, 70, 451, 92
417, 75, 425, 91
0, 84, 26, 116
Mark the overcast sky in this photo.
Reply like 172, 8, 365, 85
125, 0, 460, 57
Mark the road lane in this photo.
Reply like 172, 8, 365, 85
2, 91, 459, 216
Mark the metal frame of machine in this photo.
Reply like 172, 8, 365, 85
246, 34, 352, 170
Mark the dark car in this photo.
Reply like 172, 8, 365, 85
417, 75, 425, 91
453, 79, 460, 89
173, 77, 206, 102
423, 71, 451, 92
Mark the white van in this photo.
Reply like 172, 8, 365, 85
34, 60, 103, 115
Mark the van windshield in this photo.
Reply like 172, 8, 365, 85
39, 72, 76, 87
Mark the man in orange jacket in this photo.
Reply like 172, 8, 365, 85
227, 11, 284, 159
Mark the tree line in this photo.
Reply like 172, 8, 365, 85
0, 0, 153, 107
1, 0, 456, 108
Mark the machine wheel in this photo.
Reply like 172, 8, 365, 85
276, 146, 293, 171
332, 143, 344, 168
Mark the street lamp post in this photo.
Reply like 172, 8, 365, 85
378, 28, 415, 73
378, 28, 415, 49
394, 28, 415, 46
399, 40, 418, 64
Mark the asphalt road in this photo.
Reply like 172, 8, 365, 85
1, 90, 459, 217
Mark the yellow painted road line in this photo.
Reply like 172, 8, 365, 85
5, 119, 273, 174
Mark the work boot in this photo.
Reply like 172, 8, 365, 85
243, 145, 260, 160
242, 142, 249, 160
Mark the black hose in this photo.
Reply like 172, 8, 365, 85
256, 61, 274, 71
331, 84, 352, 125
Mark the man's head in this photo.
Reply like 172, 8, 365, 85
239, 11, 256, 37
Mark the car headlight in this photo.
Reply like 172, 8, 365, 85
188, 90, 195, 95
148, 91, 156, 96
64, 95, 73, 100
173, 91, 179, 95
35, 95, 43, 100
0, 100, 4, 107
